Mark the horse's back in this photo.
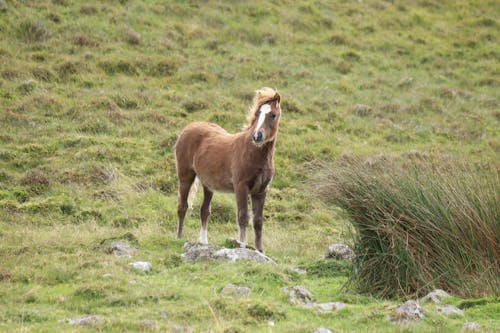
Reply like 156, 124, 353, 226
180, 121, 228, 137
175, 122, 229, 153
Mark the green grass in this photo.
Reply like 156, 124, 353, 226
0, 0, 499, 331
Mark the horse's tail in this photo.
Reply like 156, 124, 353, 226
187, 177, 200, 210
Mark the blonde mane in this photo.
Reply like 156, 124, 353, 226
246, 87, 280, 128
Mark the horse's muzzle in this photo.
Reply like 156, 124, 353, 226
252, 131, 264, 144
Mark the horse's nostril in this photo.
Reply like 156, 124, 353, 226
253, 132, 263, 142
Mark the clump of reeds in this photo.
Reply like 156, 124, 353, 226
311, 155, 499, 298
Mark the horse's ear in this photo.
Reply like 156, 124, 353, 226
274, 92, 281, 103
273, 93, 281, 109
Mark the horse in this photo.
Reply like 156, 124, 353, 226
174, 87, 282, 252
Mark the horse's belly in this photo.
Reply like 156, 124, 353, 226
196, 173, 234, 193
193, 153, 234, 193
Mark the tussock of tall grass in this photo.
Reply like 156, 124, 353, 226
312, 156, 499, 298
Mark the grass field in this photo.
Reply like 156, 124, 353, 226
0, 0, 499, 332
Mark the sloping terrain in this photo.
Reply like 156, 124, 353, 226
0, 0, 498, 332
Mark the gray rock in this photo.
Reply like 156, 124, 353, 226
389, 300, 424, 324
171, 325, 193, 333
214, 247, 274, 263
420, 289, 450, 303
63, 315, 103, 326
313, 328, 333, 333
287, 266, 307, 275
436, 305, 463, 316
129, 261, 152, 272
324, 243, 354, 261
140, 319, 157, 330
181, 242, 275, 263
225, 237, 247, 248
463, 322, 481, 331
305, 302, 346, 313
221, 284, 251, 297
111, 241, 137, 258
283, 286, 315, 304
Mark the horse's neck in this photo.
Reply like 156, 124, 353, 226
241, 131, 276, 165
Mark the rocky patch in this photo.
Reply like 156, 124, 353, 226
313, 328, 333, 333
283, 286, 315, 305
171, 325, 193, 332
59, 315, 104, 326
111, 241, 137, 258
463, 322, 481, 331
129, 261, 152, 272
221, 284, 251, 297
436, 305, 463, 316
420, 289, 451, 303
305, 301, 346, 313
324, 243, 354, 261
388, 300, 424, 324
181, 242, 275, 263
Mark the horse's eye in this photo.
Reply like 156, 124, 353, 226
271, 114, 277, 120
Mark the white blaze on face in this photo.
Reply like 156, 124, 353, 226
255, 103, 271, 133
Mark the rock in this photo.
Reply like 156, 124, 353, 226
214, 248, 274, 263
389, 300, 424, 324
181, 242, 275, 263
62, 315, 103, 326
463, 322, 481, 331
283, 286, 314, 304
420, 289, 450, 303
102, 273, 112, 278
140, 319, 157, 330
287, 266, 307, 275
111, 241, 137, 258
221, 284, 251, 297
436, 305, 463, 316
129, 261, 152, 272
171, 325, 193, 333
224, 237, 248, 248
160, 310, 168, 318
324, 243, 354, 261
353, 104, 372, 117
313, 328, 333, 333
305, 302, 346, 313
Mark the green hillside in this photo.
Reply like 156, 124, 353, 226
0, 0, 498, 332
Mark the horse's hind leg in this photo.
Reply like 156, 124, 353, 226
176, 170, 196, 239
198, 186, 213, 244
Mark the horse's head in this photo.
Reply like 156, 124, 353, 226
249, 88, 281, 147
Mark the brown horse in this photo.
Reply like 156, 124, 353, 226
174, 87, 281, 252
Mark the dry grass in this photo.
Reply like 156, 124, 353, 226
311, 156, 500, 298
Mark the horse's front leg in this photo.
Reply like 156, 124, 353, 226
251, 191, 267, 252
235, 185, 249, 247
